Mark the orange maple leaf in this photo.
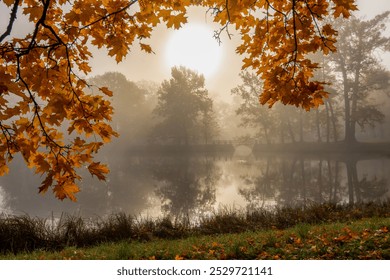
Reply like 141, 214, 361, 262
99, 87, 113, 97
88, 162, 109, 181
166, 13, 187, 29
53, 182, 80, 202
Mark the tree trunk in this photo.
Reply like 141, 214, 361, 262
317, 160, 323, 203
279, 121, 285, 144
346, 159, 358, 205
327, 100, 338, 142
325, 102, 330, 142
349, 63, 362, 144
300, 158, 307, 206
263, 126, 271, 144
287, 119, 296, 143
315, 109, 322, 142
327, 160, 334, 202
340, 63, 357, 144
298, 111, 303, 142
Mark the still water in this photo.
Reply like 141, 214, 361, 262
1, 150, 389, 219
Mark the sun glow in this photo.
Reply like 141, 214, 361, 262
165, 23, 223, 77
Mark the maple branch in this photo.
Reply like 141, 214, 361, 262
206, 6, 222, 16
304, 1, 323, 20
0, 121, 16, 159
226, 0, 231, 22
291, 0, 299, 79
213, 23, 232, 44
265, 0, 288, 18
15, 0, 96, 137
33, 5, 97, 127
16, 54, 68, 151
207, 5, 232, 44
0, 0, 21, 43
64, 46, 92, 121
304, 0, 336, 52
265, 2, 270, 48
26, 0, 51, 51
80, 0, 138, 30
12, 1, 71, 155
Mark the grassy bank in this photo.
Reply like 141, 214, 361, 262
1, 202, 390, 259
3, 217, 389, 260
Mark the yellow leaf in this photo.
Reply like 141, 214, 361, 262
99, 86, 113, 97
140, 43, 153, 54
23, 6, 43, 22
39, 173, 54, 194
3, 0, 15, 7
166, 13, 187, 29
88, 162, 109, 181
53, 182, 80, 202
33, 154, 51, 174
0, 163, 10, 176
107, 37, 128, 63
79, 62, 91, 74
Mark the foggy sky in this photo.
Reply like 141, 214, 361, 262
89, 0, 390, 102
1, 1, 389, 100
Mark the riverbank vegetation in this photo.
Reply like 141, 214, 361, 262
1, 202, 389, 259
4, 217, 389, 260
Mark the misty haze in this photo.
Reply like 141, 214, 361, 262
2, 0, 390, 262
0, 0, 389, 234
2, 10, 390, 218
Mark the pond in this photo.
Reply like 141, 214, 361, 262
1, 150, 389, 219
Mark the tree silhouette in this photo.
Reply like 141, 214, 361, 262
88, 72, 153, 144
151, 66, 218, 145
330, 12, 390, 143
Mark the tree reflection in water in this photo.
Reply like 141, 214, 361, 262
239, 155, 389, 209
151, 155, 221, 217
0, 153, 388, 219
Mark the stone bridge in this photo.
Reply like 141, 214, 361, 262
212, 139, 257, 154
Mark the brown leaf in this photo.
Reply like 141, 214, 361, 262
88, 161, 109, 181
99, 86, 113, 97
53, 182, 80, 202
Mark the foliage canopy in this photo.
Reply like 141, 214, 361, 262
0, 0, 357, 200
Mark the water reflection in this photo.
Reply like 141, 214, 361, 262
238, 156, 389, 210
0, 153, 389, 219
152, 156, 220, 216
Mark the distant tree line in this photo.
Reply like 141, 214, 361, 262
88, 13, 390, 148
233, 13, 390, 145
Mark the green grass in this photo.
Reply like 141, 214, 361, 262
2, 217, 389, 260
1, 201, 390, 259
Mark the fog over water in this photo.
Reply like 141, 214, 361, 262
1, 2, 390, 220
1, 151, 389, 219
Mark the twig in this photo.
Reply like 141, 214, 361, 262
0, 0, 21, 43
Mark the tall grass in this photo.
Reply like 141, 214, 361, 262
1, 201, 389, 255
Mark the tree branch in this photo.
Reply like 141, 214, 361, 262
80, 0, 138, 30
0, 0, 21, 43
